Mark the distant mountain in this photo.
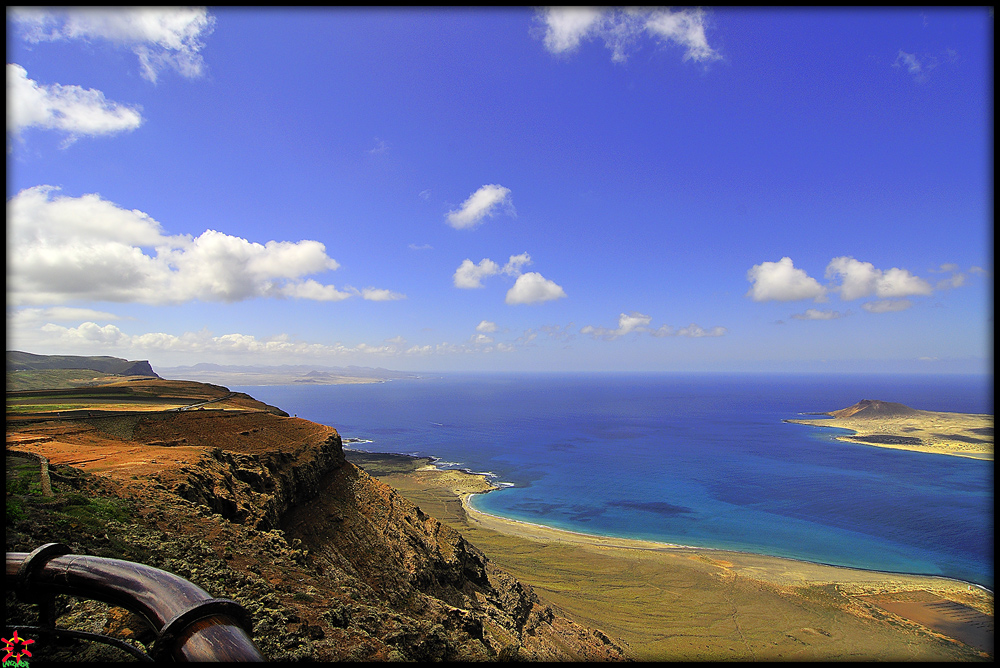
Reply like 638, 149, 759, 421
7, 351, 159, 378
156, 363, 421, 385
160, 363, 415, 378
827, 399, 922, 419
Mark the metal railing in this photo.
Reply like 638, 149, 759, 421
6, 543, 264, 662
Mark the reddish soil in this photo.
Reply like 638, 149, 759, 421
7, 410, 335, 486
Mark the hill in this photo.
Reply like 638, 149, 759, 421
7, 351, 161, 391
7, 351, 159, 378
826, 399, 923, 418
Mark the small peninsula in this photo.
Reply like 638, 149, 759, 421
785, 399, 993, 460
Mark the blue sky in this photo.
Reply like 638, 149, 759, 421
6, 7, 993, 373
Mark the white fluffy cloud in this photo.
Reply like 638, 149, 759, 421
11, 7, 216, 82
539, 7, 719, 63
453, 253, 536, 289
446, 184, 514, 229
823, 257, 879, 301
749, 255, 942, 315
876, 267, 934, 298
7, 64, 143, 142
7, 185, 401, 306
452, 253, 566, 305
583, 312, 726, 340
746, 257, 827, 302
503, 252, 532, 275
540, 6, 604, 53
13, 320, 525, 363
644, 8, 718, 63
476, 320, 498, 333
7, 307, 125, 335
825, 256, 932, 300
580, 312, 652, 340
453, 258, 501, 289
356, 287, 406, 302
505, 272, 567, 305
791, 309, 845, 321
278, 280, 352, 302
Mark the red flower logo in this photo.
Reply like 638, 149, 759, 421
2, 630, 35, 663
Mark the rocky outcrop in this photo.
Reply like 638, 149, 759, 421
118, 360, 159, 377
166, 435, 346, 529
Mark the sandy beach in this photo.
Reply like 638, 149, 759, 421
347, 451, 994, 661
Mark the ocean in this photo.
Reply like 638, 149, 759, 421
231, 373, 994, 590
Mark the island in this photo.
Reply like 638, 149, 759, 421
784, 399, 993, 460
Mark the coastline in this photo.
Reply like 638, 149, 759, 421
349, 447, 994, 592
454, 468, 991, 593
345, 451, 994, 661
347, 449, 994, 660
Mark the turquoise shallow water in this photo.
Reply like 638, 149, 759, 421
233, 373, 993, 589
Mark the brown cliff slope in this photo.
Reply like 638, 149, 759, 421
6, 379, 627, 661
282, 462, 624, 660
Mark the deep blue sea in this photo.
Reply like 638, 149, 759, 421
232, 373, 994, 590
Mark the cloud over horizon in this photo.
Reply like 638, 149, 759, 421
7, 185, 402, 306
791, 308, 845, 321
10, 320, 525, 364
748, 256, 946, 314
825, 256, 932, 301
582, 312, 726, 340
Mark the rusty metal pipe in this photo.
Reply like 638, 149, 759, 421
7, 546, 264, 662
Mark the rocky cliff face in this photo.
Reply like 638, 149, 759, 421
282, 459, 624, 660
7, 405, 627, 661
167, 420, 625, 660
164, 435, 345, 530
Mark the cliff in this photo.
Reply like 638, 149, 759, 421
5, 386, 628, 661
